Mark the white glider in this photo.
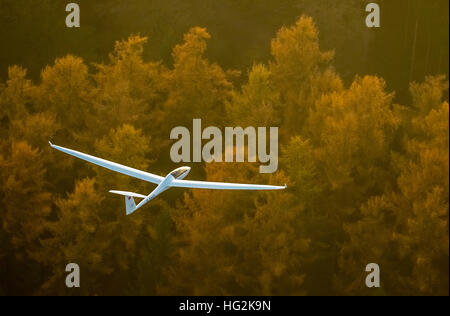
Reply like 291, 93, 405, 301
49, 142, 286, 215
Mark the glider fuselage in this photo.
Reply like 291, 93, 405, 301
135, 167, 191, 210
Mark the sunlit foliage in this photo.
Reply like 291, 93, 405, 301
0, 15, 448, 296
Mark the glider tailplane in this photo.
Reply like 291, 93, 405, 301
109, 190, 146, 215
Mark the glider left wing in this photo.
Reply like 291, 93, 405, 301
49, 142, 164, 184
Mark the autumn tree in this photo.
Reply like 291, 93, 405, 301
226, 64, 280, 127
281, 136, 323, 211
93, 123, 153, 204
166, 162, 265, 295
36, 123, 173, 295
0, 141, 51, 294
162, 27, 236, 129
240, 171, 309, 295
277, 75, 400, 294
309, 76, 400, 209
338, 76, 449, 295
35, 55, 91, 135
270, 16, 342, 135
37, 178, 107, 295
165, 162, 308, 295
91, 35, 165, 141
0, 66, 33, 122
0, 142, 51, 253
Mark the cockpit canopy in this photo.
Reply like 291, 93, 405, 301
169, 166, 191, 180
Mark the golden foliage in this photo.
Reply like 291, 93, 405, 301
0, 16, 448, 296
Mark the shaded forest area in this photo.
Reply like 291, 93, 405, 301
0, 0, 448, 103
0, 2, 449, 296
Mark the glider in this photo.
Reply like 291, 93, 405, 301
49, 142, 286, 215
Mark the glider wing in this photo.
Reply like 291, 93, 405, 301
49, 142, 164, 184
169, 179, 286, 190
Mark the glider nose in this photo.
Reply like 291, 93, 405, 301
182, 166, 191, 178
177, 166, 191, 180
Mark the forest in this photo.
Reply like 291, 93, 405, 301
0, 1, 449, 295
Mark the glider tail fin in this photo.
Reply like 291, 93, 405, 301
125, 196, 137, 215
109, 190, 147, 215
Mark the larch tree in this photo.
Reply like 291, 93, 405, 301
0, 66, 33, 122
338, 76, 449, 295
310, 76, 400, 212
36, 55, 91, 135
270, 16, 342, 135
0, 141, 51, 295
163, 27, 236, 129
166, 162, 307, 295
92, 35, 165, 141
37, 178, 106, 295
226, 64, 280, 127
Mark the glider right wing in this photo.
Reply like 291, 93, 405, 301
170, 179, 286, 190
